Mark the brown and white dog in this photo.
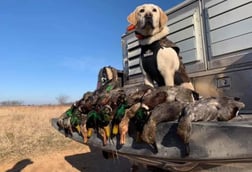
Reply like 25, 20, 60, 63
127, 4, 194, 90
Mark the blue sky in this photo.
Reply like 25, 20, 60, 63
0, 0, 184, 105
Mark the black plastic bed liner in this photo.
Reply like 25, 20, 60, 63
51, 115, 252, 171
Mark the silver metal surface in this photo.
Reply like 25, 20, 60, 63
121, 0, 252, 112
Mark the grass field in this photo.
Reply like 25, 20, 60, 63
0, 105, 134, 172
0, 105, 82, 164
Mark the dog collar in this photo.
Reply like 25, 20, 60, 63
135, 31, 148, 40
127, 24, 148, 40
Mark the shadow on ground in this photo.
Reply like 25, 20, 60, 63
5, 158, 33, 172
64, 146, 133, 172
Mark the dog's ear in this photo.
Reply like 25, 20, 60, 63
127, 10, 137, 26
105, 67, 113, 81
158, 7, 168, 27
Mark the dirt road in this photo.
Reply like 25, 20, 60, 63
0, 141, 135, 172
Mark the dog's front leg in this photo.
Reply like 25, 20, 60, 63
140, 58, 155, 87
144, 74, 155, 87
158, 64, 175, 87
163, 71, 175, 86
157, 48, 179, 86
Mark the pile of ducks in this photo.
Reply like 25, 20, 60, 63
57, 67, 245, 156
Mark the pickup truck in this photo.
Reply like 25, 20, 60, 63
52, 0, 252, 171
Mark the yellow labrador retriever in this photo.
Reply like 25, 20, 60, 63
127, 4, 194, 90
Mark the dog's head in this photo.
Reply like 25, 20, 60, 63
127, 4, 168, 36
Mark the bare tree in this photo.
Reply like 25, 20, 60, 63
56, 95, 69, 105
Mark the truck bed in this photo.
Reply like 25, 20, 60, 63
51, 114, 252, 171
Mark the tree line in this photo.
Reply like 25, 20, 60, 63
0, 100, 24, 106
0, 94, 72, 106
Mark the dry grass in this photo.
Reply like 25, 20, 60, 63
0, 105, 81, 163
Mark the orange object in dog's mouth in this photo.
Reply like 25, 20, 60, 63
127, 24, 135, 31
127, 24, 146, 39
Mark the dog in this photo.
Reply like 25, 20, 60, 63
127, 4, 194, 90
96, 66, 121, 94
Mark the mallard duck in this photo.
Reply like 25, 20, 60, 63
86, 110, 100, 138
133, 106, 150, 142
141, 101, 185, 150
98, 105, 113, 145
177, 96, 245, 156
112, 103, 128, 135
57, 103, 82, 137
